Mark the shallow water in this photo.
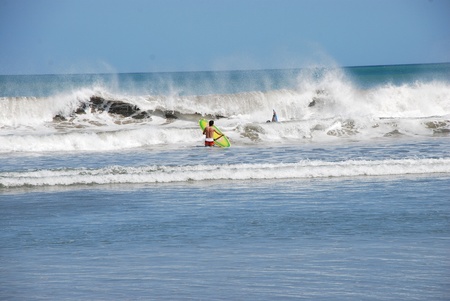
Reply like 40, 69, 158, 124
1, 173, 449, 300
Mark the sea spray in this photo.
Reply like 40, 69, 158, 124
1, 64, 449, 152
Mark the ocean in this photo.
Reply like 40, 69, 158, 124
1, 63, 449, 300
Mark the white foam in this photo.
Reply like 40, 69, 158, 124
0, 88, 95, 127
1, 158, 450, 188
0, 125, 201, 153
1, 68, 449, 153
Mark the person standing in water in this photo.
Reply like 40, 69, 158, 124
203, 120, 223, 147
272, 109, 278, 122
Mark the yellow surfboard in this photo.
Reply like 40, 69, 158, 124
199, 119, 231, 147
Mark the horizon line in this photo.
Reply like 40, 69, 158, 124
1, 61, 449, 77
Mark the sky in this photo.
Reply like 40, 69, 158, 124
0, 0, 449, 75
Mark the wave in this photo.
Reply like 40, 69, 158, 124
1, 158, 450, 188
1, 67, 449, 153
0, 126, 203, 152
1, 80, 450, 125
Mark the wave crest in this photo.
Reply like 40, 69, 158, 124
2, 158, 450, 188
1, 66, 449, 152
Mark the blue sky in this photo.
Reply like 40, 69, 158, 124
1, 0, 449, 75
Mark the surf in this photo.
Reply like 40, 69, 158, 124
1, 158, 450, 188
1, 64, 449, 153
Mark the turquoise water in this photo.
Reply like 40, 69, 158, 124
2, 63, 449, 97
1, 63, 450, 300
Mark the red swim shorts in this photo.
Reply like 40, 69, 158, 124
205, 140, 215, 147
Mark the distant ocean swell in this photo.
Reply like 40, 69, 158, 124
2, 158, 450, 188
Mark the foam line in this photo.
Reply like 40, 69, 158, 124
2, 158, 450, 188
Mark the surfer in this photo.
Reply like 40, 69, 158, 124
272, 109, 278, 122
266, 109, 279, 123
203, 120, 223, 147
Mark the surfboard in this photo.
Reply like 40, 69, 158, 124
199, 119, 231, 147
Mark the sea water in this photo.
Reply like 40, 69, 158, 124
1, 64, 450, 300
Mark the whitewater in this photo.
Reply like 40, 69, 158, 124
1, 64, 450, 301
1, 63, 450, 187
1, 65, 449, 152
1, 158, 450, 188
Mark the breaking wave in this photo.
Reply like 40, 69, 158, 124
1, 65, 449, 153
2, 158, 450, 188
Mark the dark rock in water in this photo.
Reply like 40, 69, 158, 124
53, 114, 67, 122
384, 129, 403, 137
75, 107, 86, 114
53, 95, 229, 122
242, 124, 265, 141
326, 120, 357, 137
433, 128, 450, 135
311, 124, 325, 131
86, 96, 142, 118
108, 102, 138, 117
52, 96, 148, 121
423, 120, 450, 136
91, 97, 138, 117
425, 121, 448, 129
132, 111, 152, 120
164, 110, 179, 119
308, 99, 316, 107
90, 96, 104, 105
